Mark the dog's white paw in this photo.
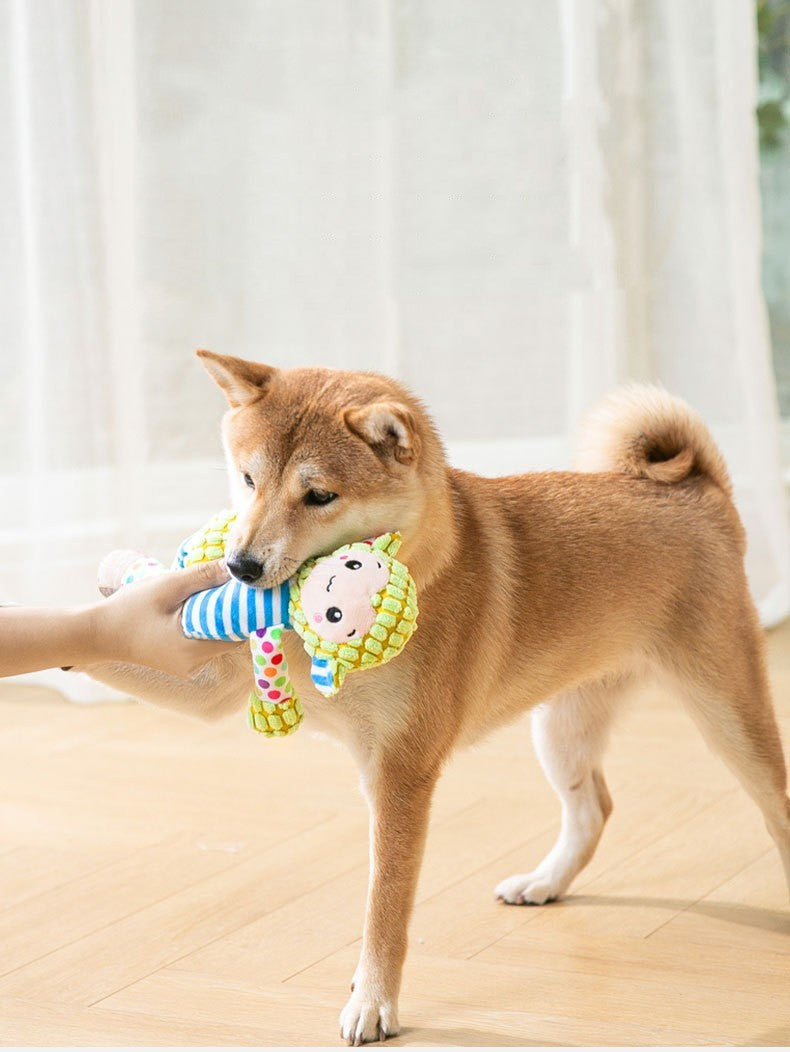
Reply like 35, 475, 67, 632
494, 871, 561, 905
339, 988, 399, 1045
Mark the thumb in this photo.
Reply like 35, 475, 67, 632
161, 559, 231, 606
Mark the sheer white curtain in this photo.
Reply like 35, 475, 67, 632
1, 0, 786, 699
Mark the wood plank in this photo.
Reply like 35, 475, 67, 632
0, 844, 125, 910
647, 848, 790, 957
161, 796, 551, 989
285, 944, 787, 1046
0, 994, 326, 1046
409, 777, 733, 960
96, 964, 708, 1047
0, 811, 366, 1003
0, 835, 248, 979
0, 622, 788, 1046
470, 789, 777, 947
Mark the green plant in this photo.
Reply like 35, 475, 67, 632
757, 0, 790, 149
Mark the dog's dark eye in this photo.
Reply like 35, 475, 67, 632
326, 606, 343, 623
243, 473, 255, 490
305, 489, 337, 506
345, 559, 362, 570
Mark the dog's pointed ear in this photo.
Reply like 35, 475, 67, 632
344, 402, 420, 465
196, 349, 277, 408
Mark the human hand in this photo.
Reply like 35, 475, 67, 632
87, 559, 241, 677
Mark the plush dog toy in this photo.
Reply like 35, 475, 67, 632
98, 511, 418, 738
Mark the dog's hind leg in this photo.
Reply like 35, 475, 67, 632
495, 679, 622, 905
666, 616, 790, 897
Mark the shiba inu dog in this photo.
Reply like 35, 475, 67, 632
86, 351, 790, 1045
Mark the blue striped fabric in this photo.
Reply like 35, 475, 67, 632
310, 655, 336, 696
181, 580, 292, 641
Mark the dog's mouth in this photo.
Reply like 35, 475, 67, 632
254, 560, 300, 590
226, 552, 301, 590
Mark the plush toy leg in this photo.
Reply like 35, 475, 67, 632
247, 626, 303, 737
97, 551, 167, 597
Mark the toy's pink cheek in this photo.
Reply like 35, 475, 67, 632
313, 613, 323, 623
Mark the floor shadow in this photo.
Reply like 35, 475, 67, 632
557, 893, 790, 935
391, 1026, 560, 1046
741, 1025, 790, 1046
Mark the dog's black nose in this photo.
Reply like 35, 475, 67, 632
227, 552, 265, 584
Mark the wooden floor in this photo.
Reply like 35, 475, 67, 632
1, 630, 790, 1048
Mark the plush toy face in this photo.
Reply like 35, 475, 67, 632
284, 531, 418, 696
299, 549, 390, 643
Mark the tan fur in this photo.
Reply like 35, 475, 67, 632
574, 383, 734, 495
83, 358, 790, 1045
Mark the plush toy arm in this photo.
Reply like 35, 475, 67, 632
310, 655, 336, 697
181, 580, 292, 642
98, 551, 292, 643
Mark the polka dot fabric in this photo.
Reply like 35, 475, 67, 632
247, 625, 303, 737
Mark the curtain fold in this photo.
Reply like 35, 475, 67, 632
1, 0, 786, 704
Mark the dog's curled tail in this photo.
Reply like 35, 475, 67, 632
575, 384, 732, 497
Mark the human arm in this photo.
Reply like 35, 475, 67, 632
0, 560, 239, 679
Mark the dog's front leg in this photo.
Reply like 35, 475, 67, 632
73, 648, 249, 721
340, 758, 438, 1045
